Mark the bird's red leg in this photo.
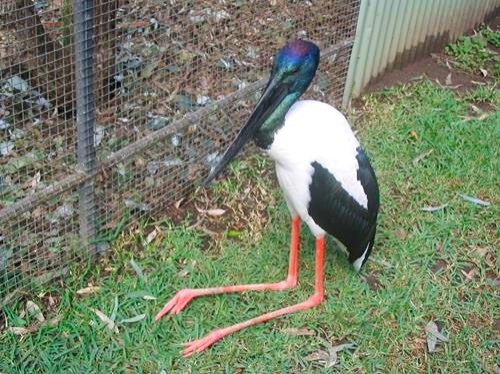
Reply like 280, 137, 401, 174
181, 236, 325, 357
154, 217, 301, 321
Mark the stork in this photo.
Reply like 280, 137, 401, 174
155, 39, 379, 356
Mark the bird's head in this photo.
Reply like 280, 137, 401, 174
204, 39, 320, 185
270, 39, 320, 96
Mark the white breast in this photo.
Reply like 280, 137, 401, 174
268, 100, 368, 234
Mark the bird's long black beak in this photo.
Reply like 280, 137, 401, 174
203, 77, 289, 186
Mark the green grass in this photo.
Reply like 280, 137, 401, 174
1, 80, 498, 372
445, 26, 500, 79
462, 83, 499, 106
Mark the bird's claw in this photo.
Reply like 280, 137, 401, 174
154, 289, 195, 321
181, 329, 226, 357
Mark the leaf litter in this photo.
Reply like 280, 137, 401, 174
420, 204, 448, 212
119, 314, 146, 324
425, 320, 449, 353
283, 327, 315, 336
459, 194, 491, 207
26, 300, 45, 322
76, 285, 101, 295
92, 308, 118, 333
91, 296, 119, 333
8, 313, 62, 336
195, 205, 226, 217
127, 290, 157, 300
413, 149, 433, 165
304, 337, 356, 368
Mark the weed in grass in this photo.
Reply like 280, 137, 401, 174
461, 83, 499, 106
445, 26, 500, 79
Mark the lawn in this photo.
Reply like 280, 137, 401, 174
1, 36, 498, 372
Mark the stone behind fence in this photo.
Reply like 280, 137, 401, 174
0, 0, 360, 304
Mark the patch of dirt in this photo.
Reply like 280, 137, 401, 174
363, 271, 382, 291
365, 55, 488, 96
39, 293, 59, 315
158, 154, 277, 252
486, 270, 499, 286
430, 259, 447, 274
459, 263, 477, 282
358, 14, 499, 102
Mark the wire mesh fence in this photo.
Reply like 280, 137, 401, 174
0, 0, 360, 304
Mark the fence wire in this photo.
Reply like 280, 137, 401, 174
0, 0, 360, 303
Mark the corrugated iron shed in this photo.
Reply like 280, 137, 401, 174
343, 0, 500, 105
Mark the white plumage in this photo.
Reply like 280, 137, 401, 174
269, 100, 369, 237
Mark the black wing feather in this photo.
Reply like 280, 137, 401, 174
308, 147, 379, 265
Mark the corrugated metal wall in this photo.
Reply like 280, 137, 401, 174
343, 0, 500, 105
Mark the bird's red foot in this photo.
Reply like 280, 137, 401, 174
154, 289, 196, 321
181, 329, 227, 357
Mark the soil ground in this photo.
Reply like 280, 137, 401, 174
364, 14, 499, 96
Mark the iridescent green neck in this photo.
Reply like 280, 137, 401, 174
253, 93, 300, 149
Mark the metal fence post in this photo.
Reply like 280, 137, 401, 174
73, 0, 96, 251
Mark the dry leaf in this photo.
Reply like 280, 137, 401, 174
476, 113, 490, 121
461, 112, 491, 122
206, 208, 226, 216
117, 20, 150, 29
471, 80, 486, 86
178, 269, 190, 277
47, 315, 63, 327
26, 300, 45, 322
479, 68, 488, 77
459, 194, 491, 207
119, 314, 146, 324
143, 295, 157, 300
474, 247, 488, 257
304, 349, 330, 363
7, 314, 63, 336
420, 204, 448, 212
408, 130, 418, 140
426, 321, 448, 353
174, 197, 185, 209
30, 172, 41, 190
435, 242, 442, 252
32, 207, 43, 218
484, 253, 495, 268
146, 227, 162, 244
8, 326, 33, 335
394, 230, 408, 239
92, 308, 118, 333
76, 286, 101, 295
305, 339, 355, 368
470, 104, 483, 114
283, 327, 315, 336
445, 73, 452, 85
413, 149, 433, 165
196, 205, 226, 216
461, 268, 476, 280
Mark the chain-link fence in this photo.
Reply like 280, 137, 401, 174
0, 0, 360, 304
